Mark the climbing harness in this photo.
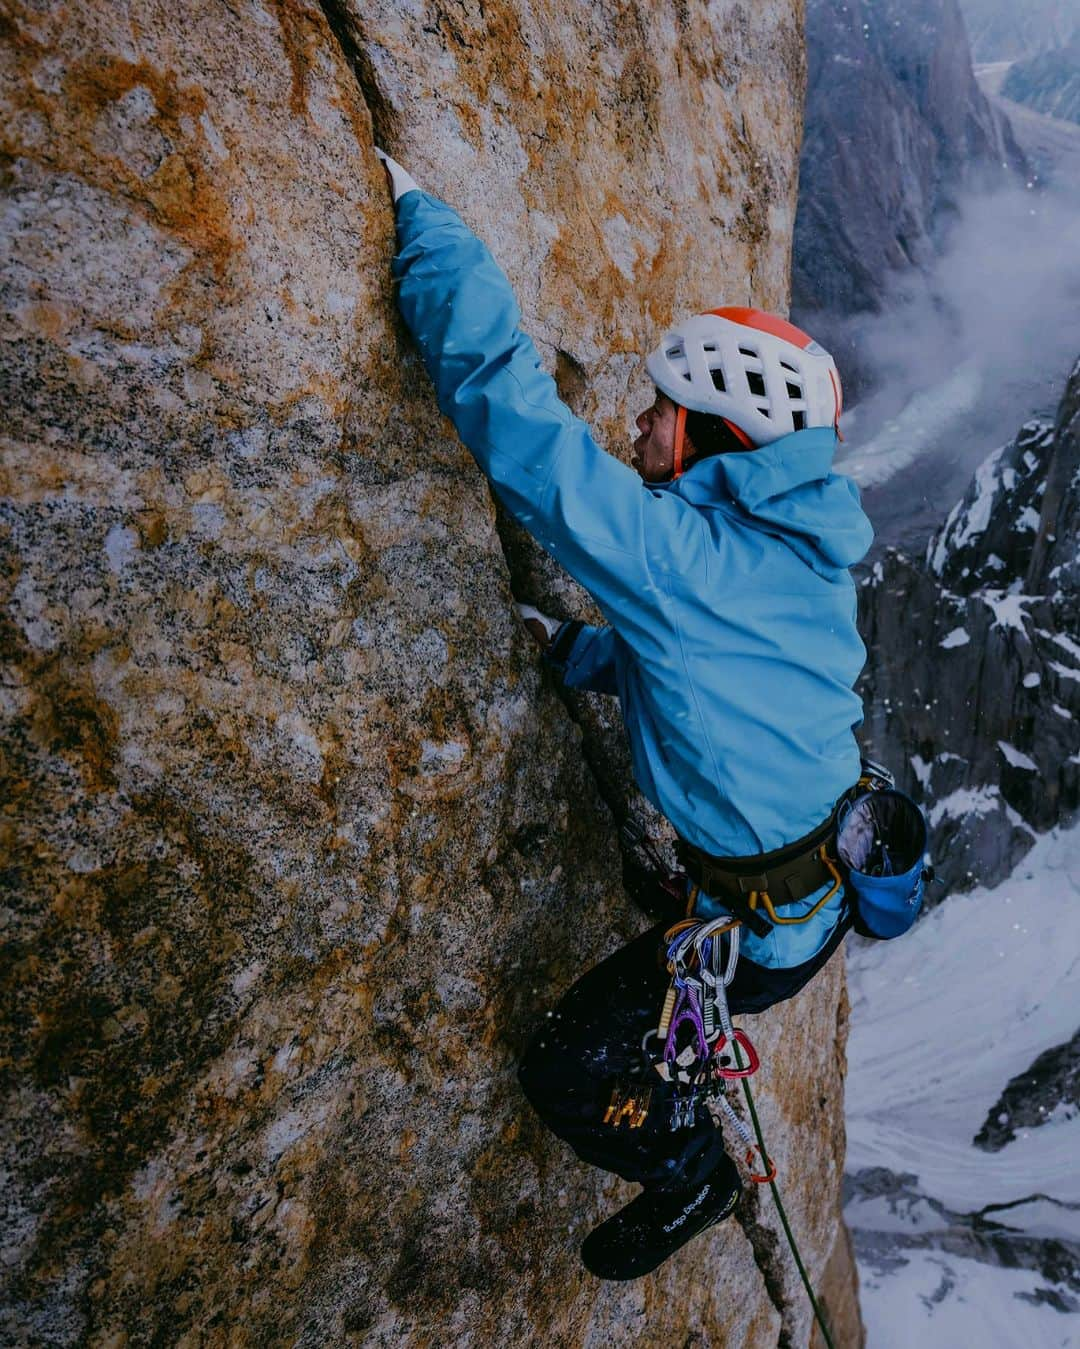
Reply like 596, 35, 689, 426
602, 764, 928, 1342
674, 806, 848, 939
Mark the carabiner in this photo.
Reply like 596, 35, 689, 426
744, 1144, 777, 1184
713, 1028, 760, 1079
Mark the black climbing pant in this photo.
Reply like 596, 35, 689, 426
517, 916, 848, 1192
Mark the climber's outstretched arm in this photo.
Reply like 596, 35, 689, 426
379, 153, 710, 660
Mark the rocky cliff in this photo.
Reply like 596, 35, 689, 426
792, 0, 1026, 388
958, 0, 1078, 63
856, 356, 1080, 897
844, 362, 1080, 1326
1, 1, 862, 1344
1002, 35, 1080, 126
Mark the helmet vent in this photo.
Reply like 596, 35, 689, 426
645, 309, 836, 442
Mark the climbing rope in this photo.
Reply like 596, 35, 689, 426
660, 910, 840, 1348
612, 849, 845, 1345
731, 1035, 839, 1349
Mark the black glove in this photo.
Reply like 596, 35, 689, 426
621, 850, 689, 924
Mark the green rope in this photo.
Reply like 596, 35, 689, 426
732, 1044, 838, 1349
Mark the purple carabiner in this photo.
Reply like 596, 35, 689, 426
663, 981, 709, 1066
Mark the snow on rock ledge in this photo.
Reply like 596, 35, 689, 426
857, 358, 1080, 896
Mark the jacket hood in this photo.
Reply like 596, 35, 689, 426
666, 426, 874, 575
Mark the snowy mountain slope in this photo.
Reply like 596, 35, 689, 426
856, 358, 1080, 898
845, 358, 1080, 1345
975, 1028, 1080, 1152
845, 822, 1080, 1343
847, 824, 1080, 1211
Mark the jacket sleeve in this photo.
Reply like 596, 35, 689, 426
391, 191, 709, 655
544, 622, 619, 695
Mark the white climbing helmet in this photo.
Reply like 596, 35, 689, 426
644, 307, 843, 447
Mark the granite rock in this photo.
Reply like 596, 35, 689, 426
1, 1, 860, 1342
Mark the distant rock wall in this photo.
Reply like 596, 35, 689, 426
1, 1, 862, 1343
1002, 35, 1080, 126
856, 358, 1080, 897
793, 0, 1026, 389
958, 0, 1078, 63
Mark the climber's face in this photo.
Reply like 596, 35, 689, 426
632, 391, 682, 483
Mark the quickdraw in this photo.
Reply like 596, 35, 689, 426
713, 1092, 776, 1184
603, 820, 854, 1349
648, 910, 770, 1153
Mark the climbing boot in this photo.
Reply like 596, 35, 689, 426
580, 1155, 742, 1280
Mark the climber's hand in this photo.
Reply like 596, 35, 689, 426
374, 148, 420, 203
514, 602, 560, 651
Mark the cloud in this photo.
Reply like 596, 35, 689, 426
833, 179, 1080, 500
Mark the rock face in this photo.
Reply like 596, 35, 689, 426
845, 1165, 1080, 1311
792, 0, 1026, 385
855, 357, 1080, 898
1002, 35, 1080, 126
1, 1, 861, 1344
975, 1026, 1080, 1152
958, 0, 1077, 63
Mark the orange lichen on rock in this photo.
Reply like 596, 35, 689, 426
1, 0, 860, 1344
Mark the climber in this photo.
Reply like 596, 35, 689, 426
375, 149, 874, 1281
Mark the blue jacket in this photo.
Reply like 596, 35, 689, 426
392, 190, 874, 968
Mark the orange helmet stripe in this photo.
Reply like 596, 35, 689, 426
705, 306, 814, 350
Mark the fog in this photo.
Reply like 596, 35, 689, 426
833, 179, 1080, 547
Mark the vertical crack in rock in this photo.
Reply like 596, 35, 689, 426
310, 0, 638, 844
735, 1188, 797, 1345
315, 0, 397, 145
1, 0, 859, 1339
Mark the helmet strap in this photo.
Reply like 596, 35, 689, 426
829, 369, 844, 441
672, 404, 688, 479
722, 418, 754, 449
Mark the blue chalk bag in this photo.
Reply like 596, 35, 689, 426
836, 788, 929, 939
